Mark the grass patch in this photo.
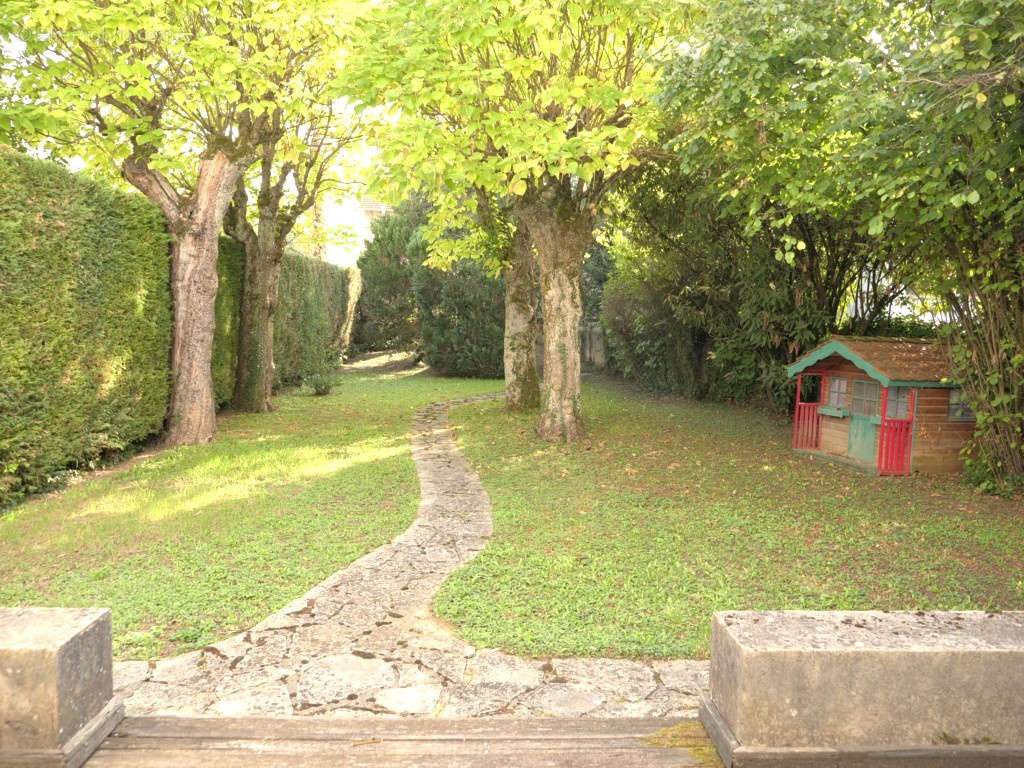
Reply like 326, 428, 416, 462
0, 364, 499, 659
435, 377, 1024, 659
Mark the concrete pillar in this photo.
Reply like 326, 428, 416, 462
0, 608, 124, 768
700, 610, 1024, 767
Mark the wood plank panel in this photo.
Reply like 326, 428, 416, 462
89, 746, 696, 767
108, 716, 684, 740
87, 717, 700, 768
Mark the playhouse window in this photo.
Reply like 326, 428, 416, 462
885, 387, 911, 419
851, 380, 880, 416
826, 377, 848, 407
948, 388, 976, 421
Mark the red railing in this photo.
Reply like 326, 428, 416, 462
878, 388, 915, 475
793, 402, 822, 450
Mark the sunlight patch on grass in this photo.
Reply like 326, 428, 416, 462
1, 368, 501, 659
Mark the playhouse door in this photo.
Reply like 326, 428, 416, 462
848, 414, 877, 463
848, 380, 880, 464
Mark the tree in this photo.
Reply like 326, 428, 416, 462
425, 193, 540, 410
5, 0, 347, 443
352, 197, 429, 352
603, 162, 927, 408
665, 0, 1024, 486
224, 103, 359, 412
345, 0, 689, 440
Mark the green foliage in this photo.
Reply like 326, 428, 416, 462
0, 153, 354, 506
581, 243, 612, 322
355, 198, 505, 377
306, 372, 334, 396
414, 261, 505, 379
0, 150, 171, 505
345, 0, 688, 204
352, 199, 427, 353
215, 238, 351, 395
213, 241, 244, 404
663, 0, 1024, 485
600, 164, 886, 410
5, 0, 354, 184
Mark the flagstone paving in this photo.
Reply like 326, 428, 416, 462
114, 395, 708, 718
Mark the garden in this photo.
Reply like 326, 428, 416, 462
1, 0, 1022, 677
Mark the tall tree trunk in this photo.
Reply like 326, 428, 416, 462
504, 224, 540, 410
225, 171, 288, 414
337, 268, 362, 355
165, 226, 221, 443
517, 204, 594, 441
166, 155, 247, 444
124, 150, 247, 445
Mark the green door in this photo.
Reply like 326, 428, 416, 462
848, 380, 880, 464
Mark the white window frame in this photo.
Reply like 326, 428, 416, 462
826, 377, 848, 407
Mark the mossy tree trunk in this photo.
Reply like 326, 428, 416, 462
503, 223, 540, 411
225, 177, 286, 413
517, 203, 594, 442
123, 150, 247, 445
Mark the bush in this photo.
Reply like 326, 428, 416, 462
414, 260, 504, 378
351, 198, 427, 352
0, 150, 172, 505
307, 372, 334, 396
353, 198, 504, 377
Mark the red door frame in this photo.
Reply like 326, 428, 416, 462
792, 372, 824, 450
878, 387, 915, 475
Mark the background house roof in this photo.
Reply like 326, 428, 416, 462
787, 335, 956, 387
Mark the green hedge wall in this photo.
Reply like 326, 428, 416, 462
0, 150, 172, 504
213, 240, 243, 404
213, 239, 355, 397
273, 249, 354, 387
1, 152, 356, 507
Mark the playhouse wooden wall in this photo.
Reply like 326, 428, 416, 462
911, 388, 974, 474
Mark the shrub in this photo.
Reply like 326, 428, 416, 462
0, 150, 172, 505
307, 372, 334, 396
351, 197, 427, 352
414, 260, 504, 378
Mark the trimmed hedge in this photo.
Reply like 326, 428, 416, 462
213, 240, 356, 398
274, 249, 355, 386
1, 151, 357, 507
213, 239, 244, 404
0, 150, 172, 503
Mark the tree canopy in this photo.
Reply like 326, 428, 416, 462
345, 0, 692, 439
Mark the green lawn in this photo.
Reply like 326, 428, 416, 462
435, 377, 1024, 659
0, 362, 500, 659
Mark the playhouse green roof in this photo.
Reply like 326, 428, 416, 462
786, 336, 956, 388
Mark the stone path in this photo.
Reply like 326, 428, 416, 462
114, 396, 708, 718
